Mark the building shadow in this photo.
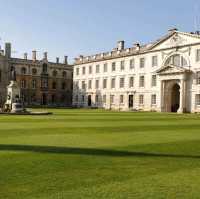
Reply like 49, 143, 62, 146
0, 144, 199, 159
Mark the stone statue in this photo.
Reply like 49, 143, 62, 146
10, 67, 16, 81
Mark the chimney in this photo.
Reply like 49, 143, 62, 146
5, 43, 11, 58
56, 57, 59, 64
168, 28, 178, 32
117, 41, 125, 51
134, 43, 140, 51
32, 50, 37, 61
64, 56, 68, 64
43, 52, 48, 60
24, 53, 28, 60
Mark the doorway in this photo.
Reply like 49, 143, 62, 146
88, 95, 92, 107
171, 84, 180, 112
129, 95, 134, 108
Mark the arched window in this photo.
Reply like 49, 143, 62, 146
21, 67, 27, 75
52, 82, 57, 89
62, 71, 67, 78
62, 82, 66, 90
165, 54, 188, 67
53, 70, 57, 77
42, 63, 48, 73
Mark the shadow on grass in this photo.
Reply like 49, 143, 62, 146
0, 144, 199, 159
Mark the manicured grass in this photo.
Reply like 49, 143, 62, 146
1, 109, 200, 199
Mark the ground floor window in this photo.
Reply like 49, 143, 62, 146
151, 94, 157, 105
139, 95, 144, 105
196, 94, 200, 106
95, 95, 99, 104
120, 95, 124, 104
110, 95, 115, 104
103, 95, 106, 104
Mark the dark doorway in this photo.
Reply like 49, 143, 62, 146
42, 93, 47, 105
88, 95, 92, 107
129, 95, 134, 108
171, 84, 180, 112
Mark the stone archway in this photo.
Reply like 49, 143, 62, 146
171, 84, 180, 112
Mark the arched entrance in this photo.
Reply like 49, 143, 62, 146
88, 95, 92, 107
171, 84, 180, 112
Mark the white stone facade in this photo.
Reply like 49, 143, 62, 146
73, 30, 200, 113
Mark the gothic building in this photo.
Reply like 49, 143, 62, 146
0, 43, 73, 107
73, 29, 200, 113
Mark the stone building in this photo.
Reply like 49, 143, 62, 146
0, 43, 73, 107
73, 29, 200, 113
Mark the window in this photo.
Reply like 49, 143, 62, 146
110, 95, 115, 104
20, 80, 26, 88
95, 80, 99, 89
152, 56, 158, 67
111, 78, 115, 89
82, 95, 85, 103
196, 72, 200, 85
96, 65, 100, 73
88, 80, 92, 89
151, 75, 157, 87
112, 62, 116, 71
52, 82, 57, 89
120, 77, 125, 88
82, 67, 86, 75
76, 68, 79, 76
165, 54, 187, 67
140, 58, 145, 68
32, 79, 37, 89
89, 66, 92, 74
139, 76, 145, 87
196, 49, 200, 62
82, 81, 86, 90
21, 67, 27, 75
75, 95, 78, 103
42, 63, 48, 73
151, 94, 156, 105
120, 61, 125, 71
129, 77, 134, 88
196, 94, 200, 105
32, 68, 37, 75
103, 95, 106, 104
62, 71, 67, 78
41, 78, 48, 88
95, 95, 99, 103
103, 79, 107, 89
120, 95, 124, 104
62, 82, 66, 90
0, 70, 1, 82
130, 59, 135, 69
104, 63, 108, 72
53, 70, 57, 77
139, 95, 144, 105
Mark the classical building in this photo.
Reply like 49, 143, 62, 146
73, 29, 200, 113
0, 43, 73, 107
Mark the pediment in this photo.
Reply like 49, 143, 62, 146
156, 65, 190, 75
149, 31, 200, 51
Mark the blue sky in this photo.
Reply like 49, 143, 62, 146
0, 0, 200, 63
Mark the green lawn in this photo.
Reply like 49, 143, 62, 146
1, 109, 200, 199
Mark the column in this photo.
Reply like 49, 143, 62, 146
178, 79, 185, 113
160, 80, 165, 112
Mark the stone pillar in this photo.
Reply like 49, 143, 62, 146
178, 79, 186, 113
160, 80, 165, 112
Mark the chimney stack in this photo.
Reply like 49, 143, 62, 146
134, 43, 140, 51
43, 52, 48, 60
24, 53, 28, 60
56, 57, 59, 64
5, 43, 11, 58
32, 50, 37, 61
117, 41, 125, 51
64, 56, 68, 64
